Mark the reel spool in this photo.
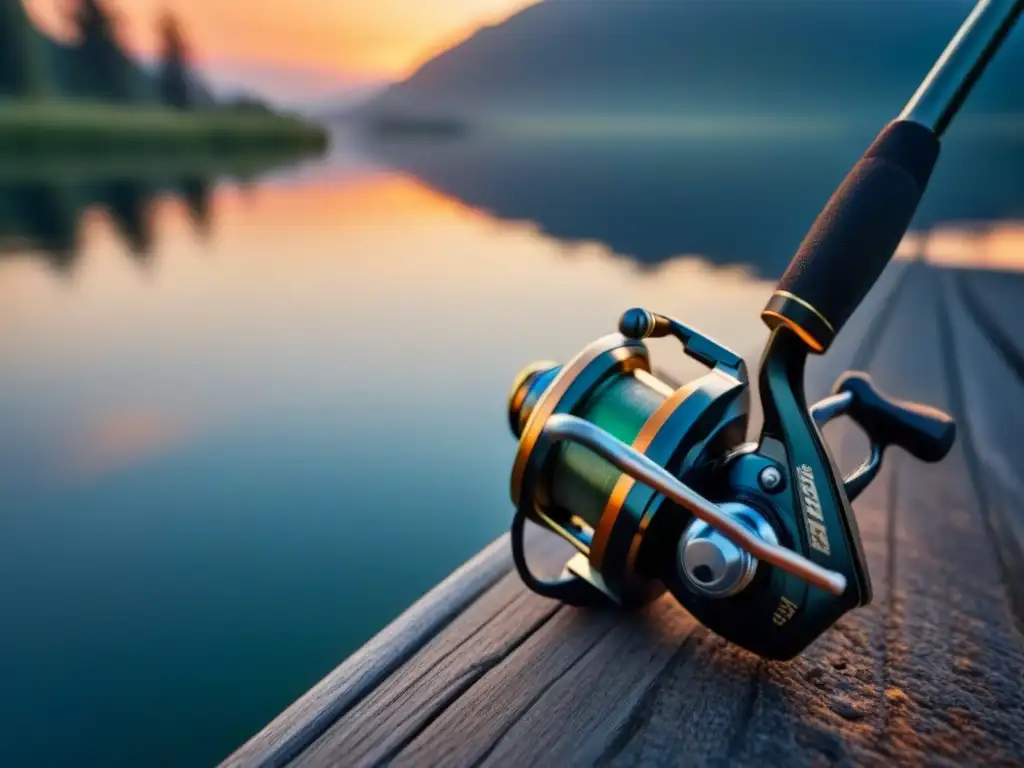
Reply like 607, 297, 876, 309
508, 309, 750, 608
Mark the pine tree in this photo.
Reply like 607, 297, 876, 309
72, 0, 137, 102
0, 0, 53, 98
158, 12, 191, 109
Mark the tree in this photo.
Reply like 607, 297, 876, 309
0, 0, 53, 98
158, 12, 191, 109
71, 0, 138, 102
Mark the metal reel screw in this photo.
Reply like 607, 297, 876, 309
759, 466, 783, 492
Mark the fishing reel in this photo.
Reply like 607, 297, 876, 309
507, 309, 956, 659
503, 0, 1020, 659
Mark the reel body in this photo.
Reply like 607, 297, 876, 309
507, 310, 955, 660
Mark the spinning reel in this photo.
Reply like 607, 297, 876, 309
505, 0, 1020, 660
507, 310, 954, 659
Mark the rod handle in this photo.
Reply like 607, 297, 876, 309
762, 120, 940, 353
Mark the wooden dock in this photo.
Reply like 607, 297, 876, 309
222, 261, 1024, 767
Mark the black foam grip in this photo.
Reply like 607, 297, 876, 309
775, 120, 940, 337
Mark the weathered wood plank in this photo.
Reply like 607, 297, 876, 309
292, 537, 570, 767
466, 605, 747, 768
871, 267, 1024, 766
220, 534, 522, 768
389, 601, 669, 767
939, 267, 1024, 625
956, 269, 1024, 367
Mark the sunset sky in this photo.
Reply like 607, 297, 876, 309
25, 0, 537, 105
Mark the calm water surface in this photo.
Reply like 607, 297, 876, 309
0, 128, 1021, 766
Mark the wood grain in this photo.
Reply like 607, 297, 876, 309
293, 536, 571, 767
226, 261, 1024, 768
940, 268, 1024, 626
955, 270, 1024, 370
220, 534, 521, 768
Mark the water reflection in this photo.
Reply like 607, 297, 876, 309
0, 182, 80, 270
0, 175, 212, 271
4, 129, 1023, 279
182, 177, 213, 240
362, 127, 1024, 276
0, 146, 326, 275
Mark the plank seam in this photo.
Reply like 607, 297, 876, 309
724, 659, 764, 762
467, 617, 611, 768
956, 270, 1024, 386
356, 585, 556, 741
329, 590, 561, 761
878, 456, 902, 757
935, 269, 1024, 634
849, 260, 920, 372
377, 602, 566, 765
223, 535, 516, 768
593, 627, 705, 767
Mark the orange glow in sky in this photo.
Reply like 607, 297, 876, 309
25, 0, 537, 82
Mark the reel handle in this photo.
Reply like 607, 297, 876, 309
810, 372, 956, 501
833, 372, 956, 463
540, 414, 848, 596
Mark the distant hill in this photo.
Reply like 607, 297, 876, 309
361, 0, 1024, 124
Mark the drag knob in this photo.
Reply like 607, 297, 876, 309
508, 361, 561, 438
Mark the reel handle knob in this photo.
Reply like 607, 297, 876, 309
833, 372, 956, 463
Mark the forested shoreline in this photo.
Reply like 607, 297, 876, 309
0, 0, 326, 154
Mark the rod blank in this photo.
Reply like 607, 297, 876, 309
899, 0, 1024, 137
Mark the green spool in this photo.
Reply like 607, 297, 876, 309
549, 373, 667, 533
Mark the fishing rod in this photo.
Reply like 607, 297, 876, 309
505, 0, 1022, 659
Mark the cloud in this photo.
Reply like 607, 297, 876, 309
64, 407, 196, 481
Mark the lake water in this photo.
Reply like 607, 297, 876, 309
1, 124, 1021, 767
